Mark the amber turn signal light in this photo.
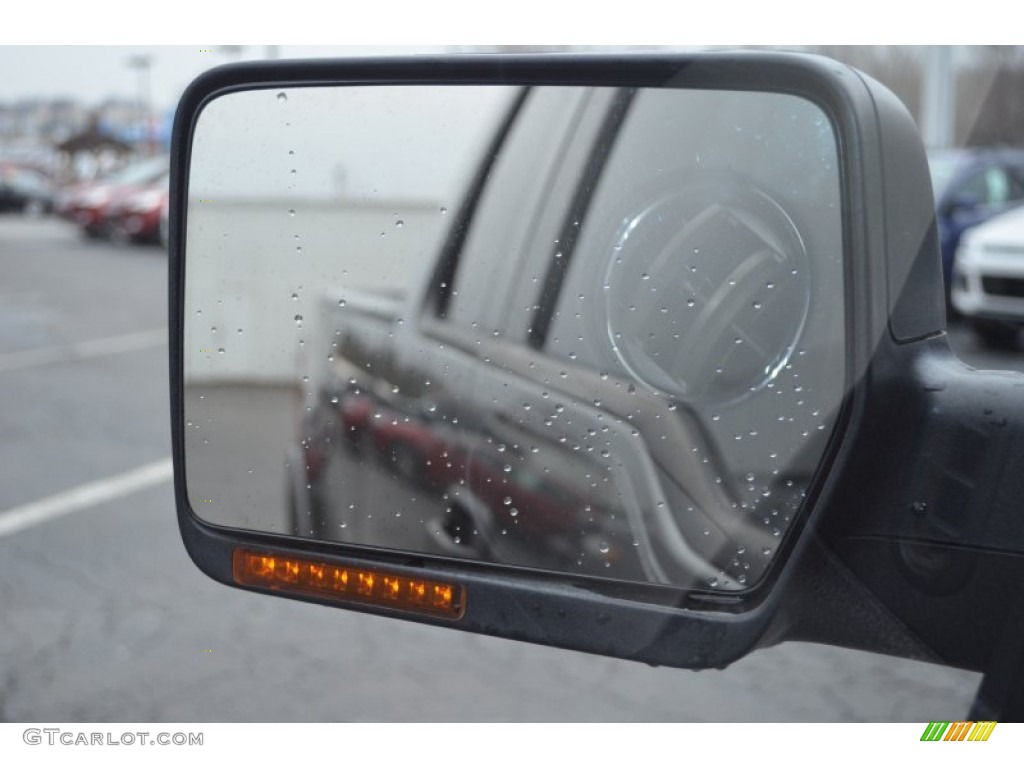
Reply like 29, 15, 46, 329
232, 549, 465, 620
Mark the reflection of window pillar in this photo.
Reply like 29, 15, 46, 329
922, 46, 954, 150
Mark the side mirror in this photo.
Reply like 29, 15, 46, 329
173, 53, 1024, 681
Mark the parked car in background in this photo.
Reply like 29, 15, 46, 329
928, 148, 1024, 307
106, 172, 169, 244
951, 204, 1024, 348
56, 155, 167, 239
0, 164, 54, 215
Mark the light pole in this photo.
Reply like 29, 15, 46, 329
127, 54, 153, 155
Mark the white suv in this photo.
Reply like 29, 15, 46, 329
951, 204, 1024, 348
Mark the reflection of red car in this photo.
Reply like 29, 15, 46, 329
106, 176, 168, 243
339, 390, 457, 489
56, 156, 167, 239
466, 449, 585, 536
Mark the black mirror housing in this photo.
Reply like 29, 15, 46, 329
169, 52, 958, 670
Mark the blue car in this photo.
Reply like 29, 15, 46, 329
928, 148, 1024, 306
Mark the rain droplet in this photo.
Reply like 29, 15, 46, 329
598, 541, 610, 554
294, 315, 303, 326
395, 219, 404, 228
277, 92, 287, 102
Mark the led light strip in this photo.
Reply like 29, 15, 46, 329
233, 549, 465, 620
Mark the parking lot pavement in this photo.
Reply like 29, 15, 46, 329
0, 216, 986, 720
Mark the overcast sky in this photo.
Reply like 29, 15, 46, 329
0, 46, 452, 110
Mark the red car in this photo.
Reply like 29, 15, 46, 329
106, 174, 168, 243
56, 156, 167, 239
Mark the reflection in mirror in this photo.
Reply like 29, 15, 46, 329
184, 84, 845, 592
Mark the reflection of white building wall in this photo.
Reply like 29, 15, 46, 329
185, 197, 446, 384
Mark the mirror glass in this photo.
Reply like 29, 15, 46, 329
184, 83, 845, 592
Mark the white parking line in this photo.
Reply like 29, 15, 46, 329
0, 328, 167, 373
0, 458, 173, 538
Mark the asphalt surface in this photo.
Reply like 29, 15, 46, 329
0, 215, 1000, 721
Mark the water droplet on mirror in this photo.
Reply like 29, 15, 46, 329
217, 348, 224, 355
395, 219, 404, 228
291, 293, 299, 301
598, 541, 610, 554
277, 92, 287, 102
288, 209, 295, 217
294, 315, 303, 327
